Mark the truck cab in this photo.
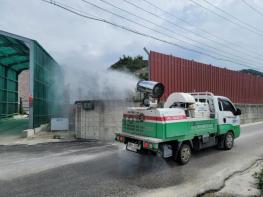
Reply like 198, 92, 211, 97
191, 93, 241, 139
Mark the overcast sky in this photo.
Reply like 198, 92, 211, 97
1, 0, 263, 72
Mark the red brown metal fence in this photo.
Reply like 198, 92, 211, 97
149, 51, 263, 104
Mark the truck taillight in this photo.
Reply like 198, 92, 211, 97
143, 142, 153, 149
118, 136, 124, 142
143, 142, 149, 148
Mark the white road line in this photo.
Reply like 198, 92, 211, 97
241, 121, 263, 128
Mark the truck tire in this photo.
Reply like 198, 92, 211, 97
177, 143, 191, 165
224, 132, 234, 150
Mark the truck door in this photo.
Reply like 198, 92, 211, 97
217, 98, 240, 126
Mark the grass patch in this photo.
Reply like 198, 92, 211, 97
254, 164, 263, 193
0, 117, 29, 136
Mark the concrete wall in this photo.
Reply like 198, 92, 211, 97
75, 100, 139, 141
236, 104, 263, 124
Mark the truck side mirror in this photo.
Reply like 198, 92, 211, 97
235, 108, 241, 116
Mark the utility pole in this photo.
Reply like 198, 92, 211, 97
143, 47, 150, 80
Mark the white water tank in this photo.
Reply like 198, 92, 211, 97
164, 92, 195, 108
192, 102, 210, 118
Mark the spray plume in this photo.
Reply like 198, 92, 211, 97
63, 65, 139, 103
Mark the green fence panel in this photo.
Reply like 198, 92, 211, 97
0, 65, 18, 118
32, 42, 64, 128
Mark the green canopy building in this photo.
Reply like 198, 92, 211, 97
0, 30, 64, 128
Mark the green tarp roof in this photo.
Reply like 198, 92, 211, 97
0, 34, 29, 73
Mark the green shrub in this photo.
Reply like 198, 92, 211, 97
254, 164, 263, 193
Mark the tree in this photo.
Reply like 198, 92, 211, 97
110, 55, 148, 79
240, 69, 263, 77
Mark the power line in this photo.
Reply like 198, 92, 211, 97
45, 0, 262, 70
120, 0, 263, 65
241, 0, 263, 18
119, 0, 263, 65
202, 0, 263, 33
188, 0, 263, 37
122, 0, 211, 41
40, 0, 262, 71
82, 0, 263, 67
140, 0, 263, 61
97, 0, 263, 66
141, 0, 225, 41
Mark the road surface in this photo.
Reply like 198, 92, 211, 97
0, 122, 262, 197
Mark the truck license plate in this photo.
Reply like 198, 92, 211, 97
127, 142, 141, 152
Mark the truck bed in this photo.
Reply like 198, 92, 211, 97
122, 117, 217, 141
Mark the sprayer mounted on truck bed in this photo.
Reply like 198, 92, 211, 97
115, 80, 241, 165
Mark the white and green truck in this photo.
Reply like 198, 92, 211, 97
116, 80, 241, 165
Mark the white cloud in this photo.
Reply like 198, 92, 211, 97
0, 0, 263, 71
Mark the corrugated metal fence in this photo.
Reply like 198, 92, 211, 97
149, 51, 263, 104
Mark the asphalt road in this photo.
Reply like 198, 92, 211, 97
0, 122, 263, 197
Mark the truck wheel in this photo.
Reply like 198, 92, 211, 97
177, 144, 191, 165
224, 132, 234, 150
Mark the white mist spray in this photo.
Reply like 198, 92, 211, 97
63, 65, 139, 103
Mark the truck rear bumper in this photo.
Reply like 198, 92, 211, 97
116, 132, 164, 144
115, 132, 164, 151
